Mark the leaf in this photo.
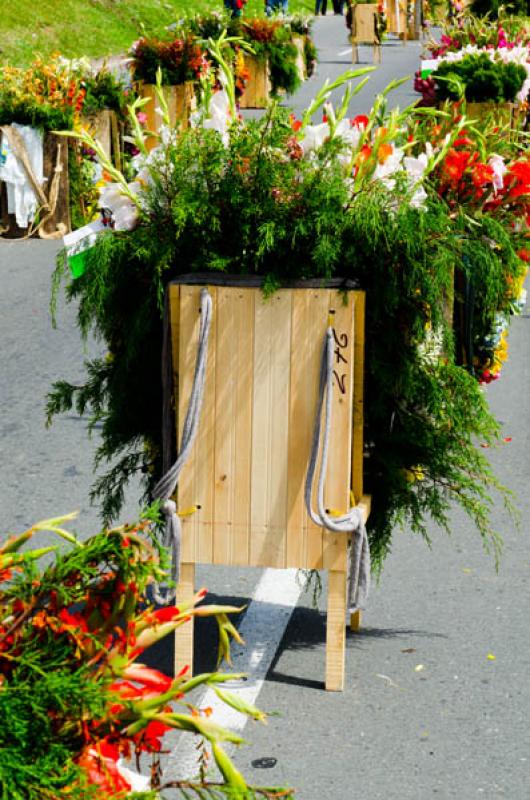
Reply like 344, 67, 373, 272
212, 687, 267, 723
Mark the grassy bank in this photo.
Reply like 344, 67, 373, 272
0, 0, 313, 67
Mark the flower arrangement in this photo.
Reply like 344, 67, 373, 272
425, 12, 530, 57
0, 55, 87, 131
433, 52, 527, 103
47, 59, 524, 571
0, 510, 292, 799
129, 36, 209, 86
411, 109, 529, 379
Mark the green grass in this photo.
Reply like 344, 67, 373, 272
0, 0, 314, 67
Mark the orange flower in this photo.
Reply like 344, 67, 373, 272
377, 142, 393, 164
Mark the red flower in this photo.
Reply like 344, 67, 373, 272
289, 114, 302, 133
507, 160, 530, 198
441, 148, 475, 187
77, 744, 131, 797
58, 609, 89, 632
121, 665, 173, 691
152, 606, 181, 623
351, 114, 369, 129
135, 719, 172, 752
471, 162, 494, 188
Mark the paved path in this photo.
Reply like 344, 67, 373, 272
1, 17, 529, 799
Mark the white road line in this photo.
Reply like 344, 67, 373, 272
166, 567, 302, 779
338, 47, 352, 56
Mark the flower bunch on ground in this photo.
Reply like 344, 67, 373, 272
0, 510, 291, 799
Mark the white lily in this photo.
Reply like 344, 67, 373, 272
373, 145, 404, 187
99, 182, 140, 231
299, 123, 329, 155
489, 154, 507, 192
191, 89, 233, 146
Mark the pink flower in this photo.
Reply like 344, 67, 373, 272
136, 112, 148, 125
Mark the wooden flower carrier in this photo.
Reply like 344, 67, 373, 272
238, 56, 272, 110
351, 4, 382, 64
0, 129, 70, 239
292, 34, 307, 81
81, 109, 122, 168
385, 0, 419, 41
169, 276, 371, 691
139, 82, 196, 152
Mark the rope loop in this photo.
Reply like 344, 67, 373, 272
152, 287, 212, 604
304, 324, 371, 612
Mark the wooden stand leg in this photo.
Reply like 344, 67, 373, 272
174, 562, 195, 678
325, 570, 347, 691
350, 609, 362, 632
351, 43, 358, 63
373, 44, 381, 64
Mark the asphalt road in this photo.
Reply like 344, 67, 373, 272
1, 16, 529, 800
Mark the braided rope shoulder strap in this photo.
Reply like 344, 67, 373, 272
304, 326, 371, 613
152, 288, 213, 604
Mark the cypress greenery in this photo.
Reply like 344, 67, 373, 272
49, 108, 513, 570
434, 54, 527, 103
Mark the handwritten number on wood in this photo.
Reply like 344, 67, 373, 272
331, 328, 348, 395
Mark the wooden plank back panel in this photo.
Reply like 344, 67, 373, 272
212, 288, 254, 566
249, 291, 292, 567
171, 284, 363, 570
286, 290, 329, 569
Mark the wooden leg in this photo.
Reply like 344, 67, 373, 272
174, 562, 195, 678
373, 44, 381, 64
350, 609, 362, 632
325, 570, 347, 691
351, 43, 358, 64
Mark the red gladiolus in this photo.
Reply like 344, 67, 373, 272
135, 719, 172, 752
351, 114, 369, 129
121, 665, 173, 691
77, 745, 131, 797
471, 162, 494, 188
58, 609, 89, 632
152, 606, 181, 623
507, 161, 530, 198
289, 114, 302, 132
518, 248, 530, 262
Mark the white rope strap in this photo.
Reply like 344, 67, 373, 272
152, 287, 213, 604
304, 326, 371, 613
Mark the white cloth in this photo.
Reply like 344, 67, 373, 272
0, 124, 44, 228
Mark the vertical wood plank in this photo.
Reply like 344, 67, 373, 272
286, 290, 329, 569
352, 291, 365, 505
229, 290, 254, 565
212, 289, 254, 566
174, 563, 195, 677
177, 286, 200, 564
322, 291, 355, 575
325, 569, 347, 691
178, 286, 216, 565
250, 291, 291, 567
195, 287, 216, 565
